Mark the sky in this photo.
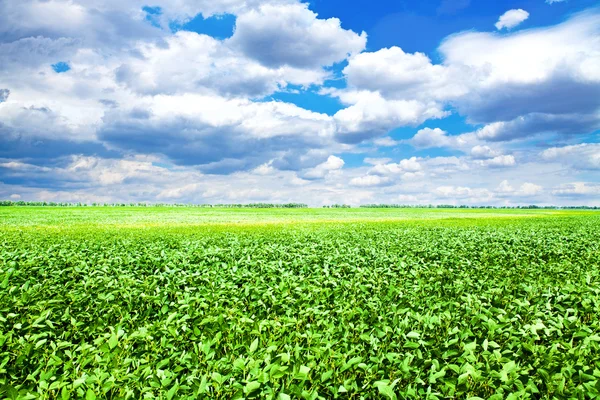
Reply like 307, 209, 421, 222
0, 0, 599, 206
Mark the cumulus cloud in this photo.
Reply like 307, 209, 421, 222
410, 128, 451, 148
302, 155, 344, 179
495, 9, 529, 30
67, 156, 173, 186
1, 0, 599, 205
410, 127, 477, 150
0, 0, 289, 44
97, 93, 336, 172
475, 155, 516, 168
332, 91, 448, 143
339, 9, 600, 144
0, 0, 367, 177
372, 137, 400, 147
157, 183, 200, 200
252, 162, 276, 176
116, 30, 332, 98
470, 145, 501, 159
541, 143, 600, 170
370, 157, 423, 177
440, 11, 600, 125
0, 161, 52, 173
434, 185, 493, 202
552, 182, 600, 197
229, 3, 366, 69
349, 175, 390, 187
343, 47, 467, 102
497, 180, 543, 197
0, 103, 95, 142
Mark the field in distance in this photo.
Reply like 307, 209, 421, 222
1, 207, 599, 399
0, 206, 588, 228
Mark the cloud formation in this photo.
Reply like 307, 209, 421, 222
230, 3, 366, 69
0, 0, 598, 206
495, 9, 529, 30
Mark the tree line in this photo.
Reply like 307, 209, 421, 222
0, 201, 308, 208
1, 200, 597, 209
359, 204, 599, 209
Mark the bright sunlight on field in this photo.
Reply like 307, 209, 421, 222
1, 208, 599, 399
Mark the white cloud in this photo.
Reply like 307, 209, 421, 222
158, 183, 200, 199
475, 155, 516, 168
495, 9, 529, 30
0, 161, 51, 172
332, 91, 448, 143
540, 143, 600, 170
441, 12, 600, 86
373, 137, 400, 147
35, 190, 113, 204
546, 0, 567, 4
229, 3, 366, 69
370, 157, 423, 176
1, 0, 599, 206
399, 157, 423, 172
434, 185, 493, 202
520, 182, 543, 196
0, 0, 291, 43
440, 11, 600, 126
96, 93, 337, 172
337, 10, 600, 144
552, 182, 600, 197
349, 175, 389, 187
470, 145, 501, 159
410, 128, 451, 148
343, 47, 467, 101
303, 155, 344, 179
410, 127, 478, 150
496, 180, 543, 196
117, 30, 334, 98
252, 162, 276, 175
66, 156, 173, 187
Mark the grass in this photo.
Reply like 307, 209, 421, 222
1, 207, 599, 399
0, 206, 575, 228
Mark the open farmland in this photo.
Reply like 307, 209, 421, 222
1, 207, 599, 399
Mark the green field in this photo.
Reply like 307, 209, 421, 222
1, 207, 599, 399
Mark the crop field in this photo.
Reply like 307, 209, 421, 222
1, 207, 599, 399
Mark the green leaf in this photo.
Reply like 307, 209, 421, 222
406, 331, 421, 339
321, 370, 334, 382
249, 338, 259, 353
166, 383, 179, 400
108, 334, 118, 350
244, 381, 260, 395
341, 356, 363, 372
85, 389, 96, 400
374, 382, 397, 400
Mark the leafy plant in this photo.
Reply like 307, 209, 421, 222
0, 207, 599, 398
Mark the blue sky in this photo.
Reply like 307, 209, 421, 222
0, 0, 599, 205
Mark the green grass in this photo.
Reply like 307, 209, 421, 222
1, 208, 599, 399
0, 206, 577, 228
